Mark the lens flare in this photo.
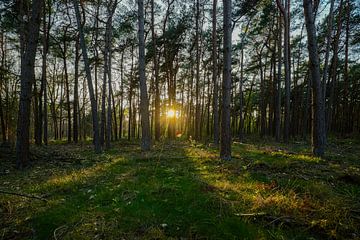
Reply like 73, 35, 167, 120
167, 109, 175, 118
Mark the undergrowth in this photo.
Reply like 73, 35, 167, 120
0, 139, 359, 239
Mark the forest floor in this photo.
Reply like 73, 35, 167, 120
0, 138, 360, 239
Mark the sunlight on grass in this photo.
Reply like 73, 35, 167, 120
1, 141, 359, 239
34, 156, 126, 191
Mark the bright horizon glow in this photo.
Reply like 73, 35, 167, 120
167, 109, 176, 118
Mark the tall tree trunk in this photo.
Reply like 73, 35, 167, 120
151, 0, 160, 141
39, 0, 50, 146
194, 0, 201, 141
259, 46, 266, 137
111, 89, 118, 141
303, 0, 326, 157
73, 36, 79, 143
343, 0, 350, 134
276, 0, 291, 143
105, 1, 117, 148
138, 0, 151, 150
275, 15, 282, 142
100, 36, 108, 147
63, 28, 71, 143
327, 0, 344, 133
212, 0, 219, 145
34, 80, 40, 145
321, 0, 335, 108
73, 0, 101, 153
238, 47, 245, 141
220, 0, 232, 160
16, 0, 43, 168
119, 51, 124, 139
0, 31, 6, 143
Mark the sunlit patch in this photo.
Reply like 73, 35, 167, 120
41, 157, 125, 188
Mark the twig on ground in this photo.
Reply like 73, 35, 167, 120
0, 189, 48, 202
53, 225, 68, 240
235, 212, 267, 216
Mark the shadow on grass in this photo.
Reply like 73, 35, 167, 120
1, 140, 359, 239
2, 141, 259, 239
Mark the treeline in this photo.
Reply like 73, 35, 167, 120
0, 0, 359, 167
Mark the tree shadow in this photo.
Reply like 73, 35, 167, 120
2, 140, 358, 239
2, 141, 260, 239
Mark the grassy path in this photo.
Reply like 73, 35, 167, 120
1, 140, 359, 239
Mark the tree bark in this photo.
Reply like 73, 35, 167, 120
276, 0, 291, 143
138, 0, 151, 150
212, 0, 219, 145
303, 0, 326, 157
151, 0, 160, 141
220, 0, 232, 160
275, 15, 282, 142
16, 0, 43, 168
73, 36, 80, 143
194, 0, 201, 141
73, 0, 101, 153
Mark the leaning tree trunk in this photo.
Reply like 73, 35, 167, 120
138, 0, 151, 150
303, 0, 326, 157
220, 0, 232, 160
16, 0, 43, 168
73, 0, 101, 153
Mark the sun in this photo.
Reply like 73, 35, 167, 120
167, 109, 176, 118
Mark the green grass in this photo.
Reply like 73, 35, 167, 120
1, 139, 359, 239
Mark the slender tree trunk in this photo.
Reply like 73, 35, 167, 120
112, 89, 118, 141
100, 36, 108, 147
259, 47, 266, 137
73, 0, 101, 152
63, 29, 71, 143
128, 47, 134, 140
276, 0, 291, 142
138, 0, 151, 150
0, 30, 7, 143
16, 0, 43, 168
34, 80, 40, 145
0, 31, 6, 143
303, 0, 326, 157
73, 36, 79, 143
43, 15, 48, 145
194, 0, 201, 141
39, 0, 50, 146
238, 47, 245, 141
119, 51, 124, 139
105, 1, 117, 148
212, 0, 219, 145
327, 0, 344, 133
275, 15, 282, 142
343, 0, 350, 134
151, 0, 160, 141
321, 0, 335, 107
220, 0, 232, 160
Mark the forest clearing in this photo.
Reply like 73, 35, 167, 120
1, 139, 360, 239
1, 0, 360, 239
